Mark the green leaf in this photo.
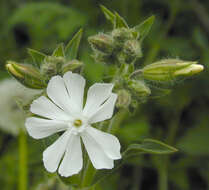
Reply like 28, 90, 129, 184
135, 15, 155, 42
114, 12, 129, 28
123, 139, 177, 157
100, 5, 115, 26
28, 48, 46, 68
65, 28, 83, 61
52, 43, 65, 57
91, 138, 177, 187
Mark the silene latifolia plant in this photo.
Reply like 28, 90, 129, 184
6, 6, 204, 190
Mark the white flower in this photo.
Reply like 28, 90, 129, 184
25, 71, 121, 177
0, 79, 39, 135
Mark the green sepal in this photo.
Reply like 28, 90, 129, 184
119, 63, 134, 77
134, 15, 155, 42
65, 28, 83, 61
114, 12, 129, 29
100, 5, 115, 26
6, 61, 46, 89
52, 43, 65, 57
62, 60, 83, 74
28, 48, 46, 68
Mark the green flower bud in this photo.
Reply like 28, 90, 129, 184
6, 61, 46, 89
173, 64, 204, 76
93, 51, 114, 64
128, 80, 151, 97
111, 28, 134, 42
142, 59, 204, 82
124, 40, 142, 58
88, 34, 114, 54
116, 89, 131, 108
40, 56, 65, 81
62, 60, 83, 74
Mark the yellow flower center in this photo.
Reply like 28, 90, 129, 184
73, 119, 82, 127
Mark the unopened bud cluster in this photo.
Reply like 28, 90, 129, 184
88, 28, 142, 65
5, 7, 204, 113
6, 51, 83, 89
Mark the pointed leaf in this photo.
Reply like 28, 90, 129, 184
28, 48, 46, 68
100, 5, 115, 26
65, 29, 83, 61
114, 12, 129, 28
123, 139, 177, 157
52, 43, 65, 57
135, 15, 155, 42
91, 138, 177, 187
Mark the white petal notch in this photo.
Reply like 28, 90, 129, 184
25, 71, 121, 177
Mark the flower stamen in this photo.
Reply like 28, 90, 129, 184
73, 119, 82, 127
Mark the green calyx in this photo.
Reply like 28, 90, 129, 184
89, 27, 142, 65
6, 61, 46, 89
142, 59, 204, 82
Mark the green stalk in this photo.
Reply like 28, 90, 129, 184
80, 109, 127, 188
18, 129, 28, 190
157, 113, 180, 190
158, 158, 168, 190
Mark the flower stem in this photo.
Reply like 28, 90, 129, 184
107, 109, 128, 134
18, 129, 28, 190
81, 159, 95, 188
158, 158, 168, 190
157, 113, 180, 190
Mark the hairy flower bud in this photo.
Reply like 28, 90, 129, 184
142, 59, 204, 82
128, 80, 151, 97
6, 61, 46, 89
40, 56, 65, 81
88, 34, 114, 54
112, 28, 134, 42
62, 60, 83, 74
124, 40, 142, 58
116, 89, 131, 108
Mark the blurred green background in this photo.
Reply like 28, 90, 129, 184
0, 0, 208, 190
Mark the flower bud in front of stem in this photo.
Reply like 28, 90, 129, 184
124, 40, 142, 58
40, 56, 65, 82
88, 34, 114, 54
6, 61, 46, 89
141, 59, 204, 82
62, 60, 83, 74
128, 79, 151, 98
116, 89, 131, 109
112, 28, 135, 43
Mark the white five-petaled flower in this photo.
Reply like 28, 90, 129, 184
25, 71, 121, 177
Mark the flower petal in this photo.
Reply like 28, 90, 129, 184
89, 93, 117, 123
63, 71, 86, 112
58, 134, 83, 177
25, 117, 68, 139
83, 83, 114, 117
81, 130, 114, 169
46, 76, 77, 116
30, 96, 71, 121
86, 126, 121, 159
43, 130, 71, 173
